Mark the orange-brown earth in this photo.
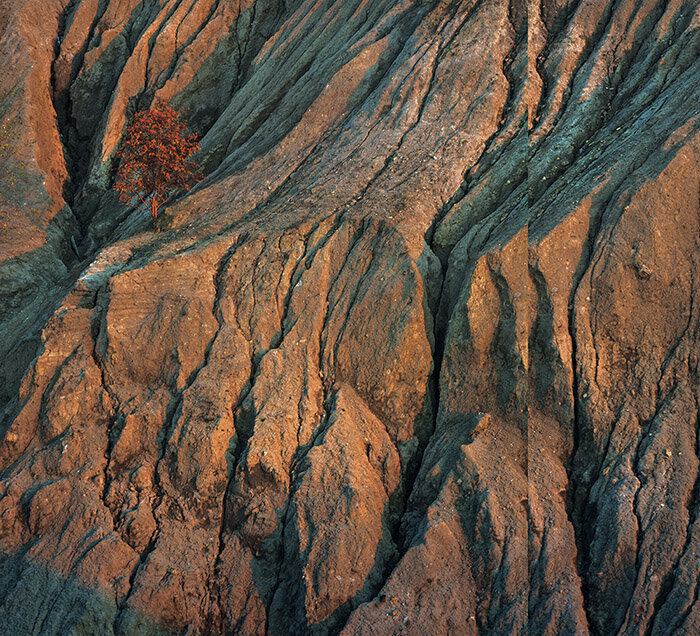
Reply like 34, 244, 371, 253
0, 1, 698, 634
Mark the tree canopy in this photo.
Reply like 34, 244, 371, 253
114, 104, 200, 220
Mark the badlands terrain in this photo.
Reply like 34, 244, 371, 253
0, 0, 699, 634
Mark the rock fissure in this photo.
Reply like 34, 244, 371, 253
665, 413, 700, 634
671, 577, 700, 636
536, 0, 622, 149
34, 577, 71, 636
263, 390, 334, 636
316, 215, 363, 388
531, 0, 549, 126
565, 296, 594, 633
158, 0, 224, 93
328, 230, 381, 390
208, 383, 259, 632
351, 42, 443, 207
458, 12, 522, 177
645, 305, 700, 633
613, 2, 691, 112
238, 0, 256, 88
623, 428, 648, 632
88, 285, 124, 519
149, 0, 189, 54
115, 522, 162, 629
51, 0, 110, 213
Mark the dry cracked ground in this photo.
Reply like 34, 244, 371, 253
0, 0, 698, 635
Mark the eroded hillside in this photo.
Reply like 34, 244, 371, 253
0, 0, 698, 635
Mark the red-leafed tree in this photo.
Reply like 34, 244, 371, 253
113, 104, 200, 220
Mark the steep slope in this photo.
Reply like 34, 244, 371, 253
0, 1, 698, 635
0, 0, 80, 410
527, 2, 700, 634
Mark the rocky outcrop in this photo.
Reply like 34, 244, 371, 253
0, 0, 699, 635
